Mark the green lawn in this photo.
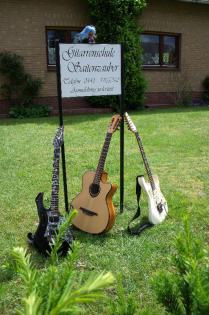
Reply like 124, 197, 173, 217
0, 107, 209, 314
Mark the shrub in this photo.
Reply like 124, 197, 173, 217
176, 88, 193, 107
0, 51, 44, 115
10, 211, 115, 315
108, 274, 163, 315
175, 79, 193, 107
202, 76, 209, 104
21, 74, 43, 106
9, 104, 51, 118
152, 217, 209, 315
108, 274, 138, 315
87, 0, 147, 111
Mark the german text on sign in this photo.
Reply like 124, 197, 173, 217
59, 44, 121, 98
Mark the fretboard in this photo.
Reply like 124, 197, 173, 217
93, 132, 112, 185
50, 148, 61, 212
135, 132, 156, 191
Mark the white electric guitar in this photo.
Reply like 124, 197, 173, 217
124, 112, 168, 225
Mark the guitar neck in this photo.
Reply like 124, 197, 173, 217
135, 132, 156, 191
50, 148, 61, 212
93, 132, 112, 185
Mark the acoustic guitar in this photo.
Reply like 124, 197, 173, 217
71, 114, 121, 234
124, 112, 168, 225
28, 126, 73, 255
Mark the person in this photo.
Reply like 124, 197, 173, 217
87, 30, 96, 44
73, 25, 96, 44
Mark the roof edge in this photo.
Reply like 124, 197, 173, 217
178, 0, 209, 4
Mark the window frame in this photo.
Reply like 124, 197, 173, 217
45, 26, 82, 70
141, 31, 181, 70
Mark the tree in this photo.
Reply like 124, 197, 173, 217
87, 0, 147, 110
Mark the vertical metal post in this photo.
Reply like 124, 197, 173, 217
120, 44, 125, 213
55, 40, 69, 213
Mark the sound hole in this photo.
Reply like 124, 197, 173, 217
89, 183, 100, 197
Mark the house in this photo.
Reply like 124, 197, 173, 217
140, 0, 209, 107
0, 0, 209, 117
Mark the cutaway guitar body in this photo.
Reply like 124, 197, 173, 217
28, 126, 73, 256
30, 192, 70, 255
71, 115, 121, 234
124, 112, 168, 228
138, 175, 168, 225
31, 192, 51, 254
72, 170, 117, 234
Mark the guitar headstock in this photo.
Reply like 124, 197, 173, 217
53, 126, 64, 149
107, 114, 122, 134
124, 112, 137, 134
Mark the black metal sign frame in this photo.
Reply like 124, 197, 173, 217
55, 40, 125, 213
55, 40, 69, 212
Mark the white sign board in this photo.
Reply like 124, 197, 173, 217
59, 44, 121, 98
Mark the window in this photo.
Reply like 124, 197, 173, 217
46, 28, 81, 66
141, 32, 180, 69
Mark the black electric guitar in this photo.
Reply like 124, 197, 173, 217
28, 126, 73, 255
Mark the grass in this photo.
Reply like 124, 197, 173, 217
0, 106, 209, 314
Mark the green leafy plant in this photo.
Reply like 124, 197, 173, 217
9, 104, 51, 118
152, 217, 209, 315
11, 211, 115, 315
108, 274, 138, 315
87, 0, 147, 110
0, 51, 45, 116
108, 274, 163, 315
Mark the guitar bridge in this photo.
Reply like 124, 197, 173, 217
80, 207, 98, 216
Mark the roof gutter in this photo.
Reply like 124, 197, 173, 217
178, 0, 209, 4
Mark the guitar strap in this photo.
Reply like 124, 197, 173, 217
127, 176, 154, 235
